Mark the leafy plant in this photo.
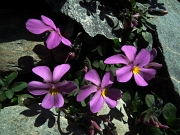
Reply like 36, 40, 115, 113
0, 71, 28, 110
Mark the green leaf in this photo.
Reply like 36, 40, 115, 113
145, 20, 156, 31
11, 82, 27, 92
6, 71, 18, 85
122, 92, 131, 104
141, 24, 147, 31
166, 129, 178, 135
74, 79, 79, 86
145, 126, 163, 135
73, 70, 83, 80
99, 60, 106, 70
113, 38, 119, 45
97, 44, 107, 56
142, 31, 152, 43
5, 90, 14, 99
163, 103, 177, 119
113, 39, 121, 52
131, 0, 136, 6
145, 94, 155, 108
92, 60, 99, 68
0, 91, 7, 102
132, 99, 143, 112
10, 97, 17, 103
166, 118, 180, 129
0, 78, 5, 86
18, 94, 35, 106
108, 65, 119, 76
81, 100, 86, 107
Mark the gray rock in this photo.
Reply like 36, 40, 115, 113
46, 0, 123, 39
0, 99, 130, 135
149, 0, 180, 109
0, 40, 52, 75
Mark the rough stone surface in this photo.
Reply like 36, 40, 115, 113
148, 0, 180, 109
46, 0, 123, 39
0, 40, 51, 75
0, 99, 129, 135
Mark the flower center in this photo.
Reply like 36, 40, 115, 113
132, 66, 140, 74
50, 88, 58, 95
101, 88, 108, 97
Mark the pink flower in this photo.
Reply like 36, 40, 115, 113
27, 64, 77, 109
104, 45, 157, 86
26, 15, 71, 49
145, 48, 162, 69
77, 69, 122, 113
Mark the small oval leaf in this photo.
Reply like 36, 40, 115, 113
11, 82, 27, 92
0, 91, 7, 102
163, 102, 177, 119
6, 71, 18, 85
5, 90, 14, 99
145, 94, 155, 107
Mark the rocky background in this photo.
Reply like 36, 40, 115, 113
0, 0, 180, 134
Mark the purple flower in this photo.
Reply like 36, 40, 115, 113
104, 45, 157, 86
77, 69, 122, 113
145, 48, 162, 69
27, 64, 77, 109
26, 15, 71, 49
131, 13, 140, 28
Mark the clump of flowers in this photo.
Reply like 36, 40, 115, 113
27, 64, 77, 109
77, 69, 122, 113
104, 45, 162, 86
26, 15, 71, 49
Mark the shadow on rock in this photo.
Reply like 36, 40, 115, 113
18, 56, 35, 74
20, 103, 56, 128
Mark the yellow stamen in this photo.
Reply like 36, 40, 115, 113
50, 88, 58, 95
132, 66, 140, 74
101, 88, 108, 97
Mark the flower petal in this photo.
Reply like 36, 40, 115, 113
134, 49, 150, 67
26, 19, 52, 34
134, 73, 148, 86
104, 54, 130, 65
27, 81, 50, 95
107, 88, 122, 100
56, 81, 77, 93
54, 93, 64, 108
104, 97, 118, 108
41, 15, 56, 30
101, 71, 114, 89
53, 64, 70, 82
32, 66, 52, 82
150, 48, 157, 62
41, 93, 54, 109
116, 65, 133, 82
46, 31, 62, 49
85, 69, 101, 86
121, 45, 137, 62
146, 62, 162, 69
62, 36, 72, 47
90, 90, 104, 113
140, 68, 156, 81
56, 28, 71, 47
77, 85, 98, 101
